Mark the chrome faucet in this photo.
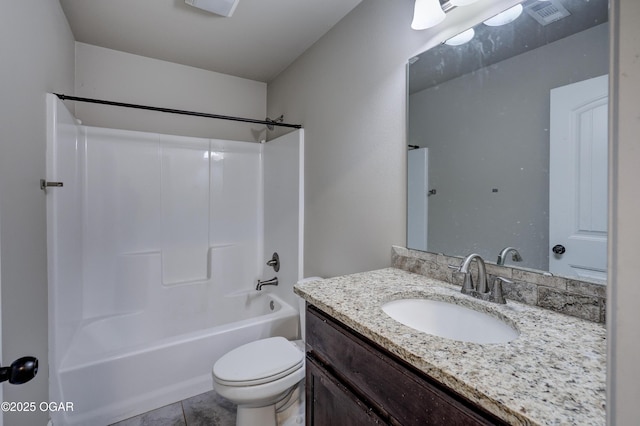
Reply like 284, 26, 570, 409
459, 253, 488, 294
455, 253, 509, 304
496, 247, 523, 266
256, 277, 278, 291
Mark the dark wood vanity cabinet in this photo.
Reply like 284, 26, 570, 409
305, 304, 508, 426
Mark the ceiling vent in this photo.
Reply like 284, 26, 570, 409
525, 0, 571, 26
184, 0, 240, 17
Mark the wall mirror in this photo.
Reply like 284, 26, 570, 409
407, 0, 609, 282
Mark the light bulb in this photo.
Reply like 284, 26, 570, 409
483, 4, 524, 27
411, 0, 446, 30
445, 28, 475, 46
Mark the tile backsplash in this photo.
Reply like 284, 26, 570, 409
391, 246, 606, 323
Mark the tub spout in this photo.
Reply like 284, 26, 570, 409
256, 277, 278, 291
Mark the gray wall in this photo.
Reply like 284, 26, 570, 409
608, 0, 640, 423
266, 0, 487, 278
75, 42, 267, 142
409, 23, 608, 271
0, 1, 75, 425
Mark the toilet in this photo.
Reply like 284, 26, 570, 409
212, 277, 321, 426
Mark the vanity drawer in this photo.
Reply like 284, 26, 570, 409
306, 305, 506, 426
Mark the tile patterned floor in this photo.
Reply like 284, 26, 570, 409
109, 390, 236, 426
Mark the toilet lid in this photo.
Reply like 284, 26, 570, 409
213, 337, 303, 386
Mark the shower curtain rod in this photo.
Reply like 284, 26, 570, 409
54, 94, 302, 129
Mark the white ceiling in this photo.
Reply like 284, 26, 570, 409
59, 0, 362, 83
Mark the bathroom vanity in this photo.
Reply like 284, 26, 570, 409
295, 268, 606, 425
306, 305, 507, 425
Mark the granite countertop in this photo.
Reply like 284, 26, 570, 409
294, 268, 606, 426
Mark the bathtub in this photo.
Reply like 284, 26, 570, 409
52, 291, 299, 426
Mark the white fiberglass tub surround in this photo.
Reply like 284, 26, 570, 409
60, 290, 297, 426
46, 95, 304, 425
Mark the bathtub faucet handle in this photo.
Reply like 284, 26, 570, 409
266, 252, 280, 272
256, 277, 279, 291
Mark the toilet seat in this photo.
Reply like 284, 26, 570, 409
213, 337, 303, 387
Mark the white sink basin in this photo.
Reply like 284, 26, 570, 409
382, 298, 519, 344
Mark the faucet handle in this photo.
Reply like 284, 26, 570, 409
491, 277, 512, 304
448, 264, 474, 293
266, 252, 280, 272
462, 273, 475, 293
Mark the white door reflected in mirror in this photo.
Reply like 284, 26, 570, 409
549, 75, 608, 281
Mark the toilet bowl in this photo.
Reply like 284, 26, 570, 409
212, 277, 322, 426
213, 337, 305, 426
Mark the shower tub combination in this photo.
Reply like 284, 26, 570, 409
46, 95, 304, 425
59, 290, 298, 425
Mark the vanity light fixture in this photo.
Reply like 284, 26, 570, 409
411, 0, 446, 30
411, 0, 524, 31
483, 4, 524, 26
444, 28, 475, 45
410, 0, 482, 31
